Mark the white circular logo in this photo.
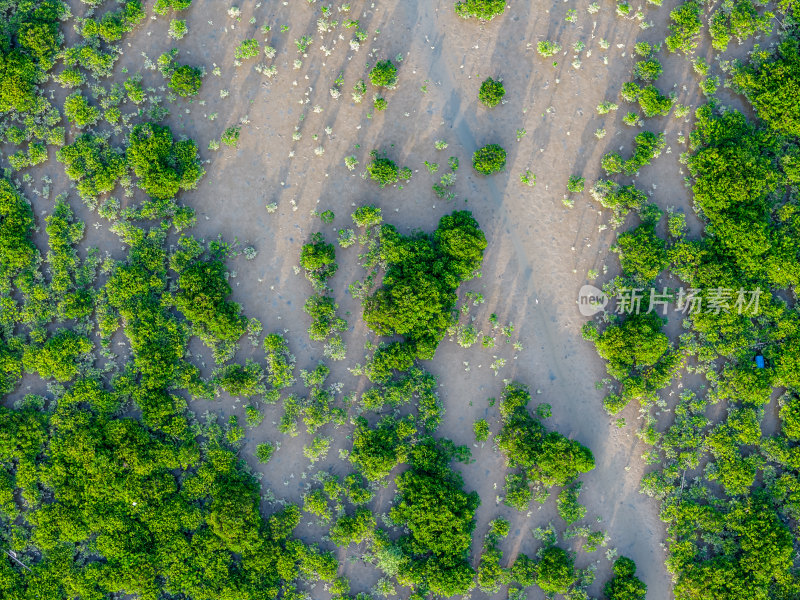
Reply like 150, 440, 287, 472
578, 285, 608, 316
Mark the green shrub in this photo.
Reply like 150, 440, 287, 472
536, 546, 576, 595
80, 0, 146, 42
0, 50, 43, 114
503, 473, 532, 511
567, 175, 585, 193
300, 232, 338, 290
731, 37, 800, 136
256, 442, 275, 463
537, 40, 561, 57
634, 41, 654, 57
213, 361, 265, 397
455, 0, 506, 20
245, 405, 264, 427
472, 144, 506, 175
127, 122, 204, 199
330, 507, 375, 546
55, 67, 85, 88
23, 329, 92, 382
169, 64, 203, 97
591, 313, 673, 382
496, 384, 595, 488
154, 0, 193, 15
373, 96, 388, 111
637, 84, 673, 117
124, 75, 146, 104
620, 81, 641, 102
473, 418, 490, 441
369, 60, 398, 88
362, 211, 486, 369
0, 338, 23, 395
64, 92, 100, 128
479, 77, 505, 107
220, 126, 240, 147
172, 258, 248, 349
613, 225, 669, 284
367, 152, 399, 187
601, 152, 624, 175
352, 205, 382, 228
665, 1, 702, 55
56, 133, 128, 200
633, 58, 663, 81
168, 19, 188, 40
389, 438, 479, 596
264, 333, 295, 389
780, 394, 800, 440
304, 294, 346, 342
604, 557, 647, 600
556, 483, 587, 525
709, 0, 773, 52
510, 554, 538, 587
235, 39, 260, 61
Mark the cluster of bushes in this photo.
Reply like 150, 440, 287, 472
300, 232, 347, 360
157, 49, 204, 97
604, 557, 647, 600
56, 133, 129, 200
665, 0, 703, 55
709, 0, 774, 52
479, 77, 505, 107
730, 36, 800, 137
359, 367, 443, 431
78, 0, 146, 43
366, 151, 411, 187
0, 390, 338, 600
455, 0, 506, 20
495, 383, 595, 510
387, 437, 479, 596
473, 143, 507, 174
0, 0, 65, 115
583, 313, 682, 415
360, 210, 486, 378
167, 237, 247, 361
0, 177, 334, 600
281, 364, 347, 437
127, 123, 204, 200
601, 131, 666, 175
588, 24, 800, 600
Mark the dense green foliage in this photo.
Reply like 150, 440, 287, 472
665, 1, 703, 54
613, 222, 668, 283
589, 24, 800, 600
604, 557, 647, 600
472, 144, 506, 174
170, 249, 247, 359
455, 0, 506, 20
361, 211, 486, 373
366, 152, 400, 187
389, 438, 479, 596
300, 232, 338, 290
56, 133, 128, 200
127, 123, 204, 200
709, 0, 773, 52
496, 383, 595, 509
0, 178, 36, 291
478, 77, 505, 107
731, 36, 800, 136
369, 59, 398, 88
169, 64, 203, 97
